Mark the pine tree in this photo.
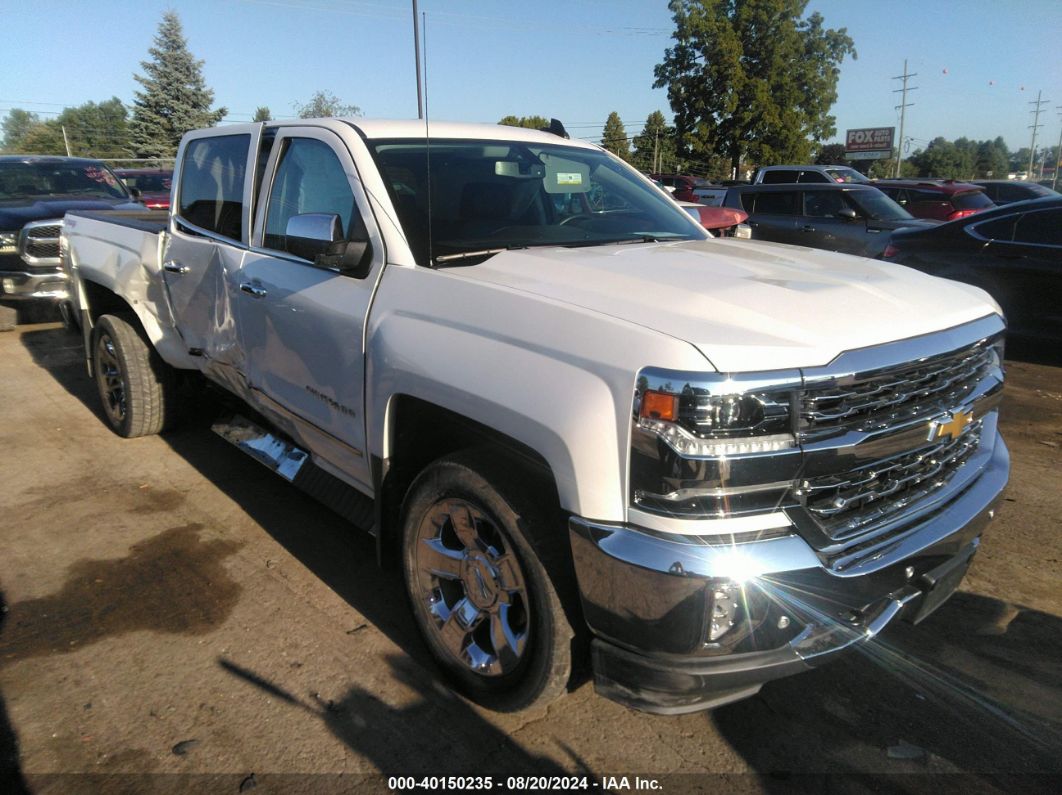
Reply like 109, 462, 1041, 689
130, 11, 226, 158
631, 111, 674, 172
252, 107, 272, 123
602, 112, 630, 161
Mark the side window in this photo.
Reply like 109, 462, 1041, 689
1012, 209, 1062, 246
803, 190, 846, 217
762, 170, 798, 184
738, 192, 757, 213
753, 191, 797, 215
264, 137, 358, 255
797, 171, 829, 183
177, 134, 250, 241
882, 187, 906, 206
973, 216, 1016, 241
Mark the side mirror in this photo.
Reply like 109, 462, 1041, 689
285, 213, 342, 261
128, 186, 142, 201
837, 207, 860, 222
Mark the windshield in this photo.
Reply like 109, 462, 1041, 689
0, 161, 129, 202
847, 189, 914, 221
369, 139, 706, 265
825, 167, 870, 184
953, 191, 995, 210
120, 172, 171, 192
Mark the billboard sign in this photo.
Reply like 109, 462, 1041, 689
845, 127, 895, 158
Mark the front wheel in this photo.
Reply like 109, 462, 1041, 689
92, 313, 175, 437
400, 452, 574, 712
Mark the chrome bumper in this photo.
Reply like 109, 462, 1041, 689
0, 269, 69, 300
569, 432, 1009, 714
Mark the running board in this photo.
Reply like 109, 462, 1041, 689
212, 415, 376, 535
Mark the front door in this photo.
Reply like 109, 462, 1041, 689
237, 127, 385, 490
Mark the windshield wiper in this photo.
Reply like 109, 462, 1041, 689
432, 244, 529, 267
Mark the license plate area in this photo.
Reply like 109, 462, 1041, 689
907, 541, 978, 624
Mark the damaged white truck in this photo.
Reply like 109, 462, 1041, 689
61, 118, 1009, 714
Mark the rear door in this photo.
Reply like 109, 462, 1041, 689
237, 126, 386, 489
799, 189, 866, 254
742, 189, 800, 244
164, 126, 261, 380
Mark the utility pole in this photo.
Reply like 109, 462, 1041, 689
1053, 106, 1062, 191
653, 130, 660, 173
1027, 89, 1049, 177
61, 125, 71, 156
412, 0, 423, 119
892, 59, 917, 178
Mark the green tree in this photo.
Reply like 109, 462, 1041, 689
17, 123, 66, 155
56, 98, 131, 159
252, 106, 272, 122
631, 111, 676, 172
1, 109, 43, 152
130, 11, 227, 158
814, 143, 848, 165
498, 115, 550, 129
601, 112, 631, 160
1009, 148, 1031, 175
975, 137, 1008, 178
654, 0, 856, 175
294, 90, 360, 118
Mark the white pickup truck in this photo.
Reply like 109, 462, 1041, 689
62, 118, 1009, 714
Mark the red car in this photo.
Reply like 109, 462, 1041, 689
872, 179, 994, 222
114, 168, 173, 210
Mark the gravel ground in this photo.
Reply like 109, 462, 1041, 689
1, 322, 1059, 794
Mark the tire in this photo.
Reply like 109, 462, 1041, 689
400, 450, 575, 712
91, 313, 176, 437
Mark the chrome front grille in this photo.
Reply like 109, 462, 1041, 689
800, 341, 997, 439
801, 421, 983, 540
19, 220, 63, 264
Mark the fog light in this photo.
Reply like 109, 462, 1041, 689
709, 582, 741, 641
2, 278, 14, 293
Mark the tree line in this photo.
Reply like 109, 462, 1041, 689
1, 11, 359, 160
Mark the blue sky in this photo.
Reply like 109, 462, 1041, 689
1, 0, 1060, 154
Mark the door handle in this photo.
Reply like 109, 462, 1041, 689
163, 261, 189, 274
802, 225, 816, 232
240, 282, 268, 298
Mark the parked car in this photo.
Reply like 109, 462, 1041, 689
63, 118, 1007, 715
722, 183, 936, 257
650, 173, 711, 202
971, 179, 1057, 205
0, 155, 140, 304
753, 165, 870, 184
114, 168, 173, 210
883, 196, 1062, 342
873, 179, 995, 221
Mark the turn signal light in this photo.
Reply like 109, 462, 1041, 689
640, 391, 678, 421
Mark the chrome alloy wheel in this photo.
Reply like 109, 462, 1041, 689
95, 331, 126, 425
412, 498, 530, 677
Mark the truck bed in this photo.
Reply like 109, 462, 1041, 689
65, 209, 168, 234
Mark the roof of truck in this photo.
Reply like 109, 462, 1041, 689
342, 118, 600, 149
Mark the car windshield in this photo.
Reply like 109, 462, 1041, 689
953, 191, 995, 210
0, 161, 128, 202
847, 189, 914, 221
825, 167, 870, 184
369, 139, 706, 265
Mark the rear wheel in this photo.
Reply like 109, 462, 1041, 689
400, 451, 574, 711
92, 313, 175, 437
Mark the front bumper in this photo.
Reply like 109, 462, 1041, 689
569, 432, 1009, 714
0, 269, 69, 300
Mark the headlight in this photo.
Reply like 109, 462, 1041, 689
0, 232, 17, 255
630, 367, 802, 520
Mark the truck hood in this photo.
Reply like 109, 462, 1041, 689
456, 239, 999, 371
0, 198, 141, 230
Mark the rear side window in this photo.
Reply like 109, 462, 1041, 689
753, 191, 797, 214
973, 215, 1016, 241
762, 170, 799, 184
953, 191, 994, 210
178, 134, 250, 241
797, 171, 830, 183
1013, 209, 1062, 245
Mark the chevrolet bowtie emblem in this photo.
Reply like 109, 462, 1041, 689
928, 409, 974, 442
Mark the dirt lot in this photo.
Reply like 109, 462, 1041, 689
1, 322, 1060, 794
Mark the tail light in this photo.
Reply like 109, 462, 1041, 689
882, 243, 899, 259
946, 208, 980, 221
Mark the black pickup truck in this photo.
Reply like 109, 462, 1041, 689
0, 156, 141, 310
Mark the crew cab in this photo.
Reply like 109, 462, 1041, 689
62, 119, 1009, 714
0, 155, 139, 303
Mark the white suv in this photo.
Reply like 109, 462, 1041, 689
754, 164, 870, 184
